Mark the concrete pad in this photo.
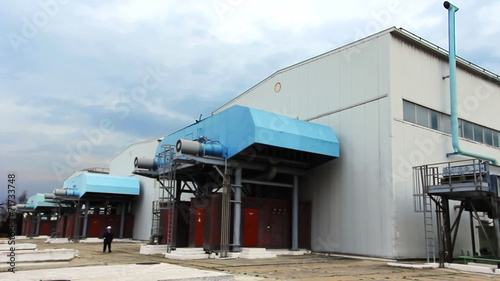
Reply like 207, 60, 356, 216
45, 238, 73, 244
165, 247, 208, 260
0, 243, 37, 251
268, 249, 309, 256
446, 263, 496, 274
387, 262, 439, 269
0, 263, 235, 281
140, 244, 169, 255
239, 248, 277, 259
0, 248, 78, 263
0, 261, 70, 272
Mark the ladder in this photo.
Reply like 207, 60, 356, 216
158, 145, 177, 253
413, 166, 437, 263
423, 194, 436, 263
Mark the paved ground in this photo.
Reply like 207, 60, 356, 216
2, 238, 500, 280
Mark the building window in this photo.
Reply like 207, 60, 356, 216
484, 128, 493, 146
416, 106, 429, 127
402, 100, 500, 149
403, 101, 416, 123
463, 121, 473, 140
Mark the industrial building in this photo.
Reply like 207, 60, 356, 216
17, 20, 500, 262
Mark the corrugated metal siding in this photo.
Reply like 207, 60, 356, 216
215, 32, 395, 257
390, 35, 500, 258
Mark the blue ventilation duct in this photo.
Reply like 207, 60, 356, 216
140, 105, 339, 170
444, 1, 498, 165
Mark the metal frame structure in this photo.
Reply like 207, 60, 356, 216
135, 142, 315, 254
413, 159, 500, 267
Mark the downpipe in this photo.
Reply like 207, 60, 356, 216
443, 1, 498, 165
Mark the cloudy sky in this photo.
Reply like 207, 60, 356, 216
1, 0, 499, 201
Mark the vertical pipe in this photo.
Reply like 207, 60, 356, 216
292, 175, 299, 251
120, 203, 126, 239
35, 213, 41, 237
444, 1, 460, 153
443, 2, 498, 164
232, 166, 242, 252
81, 201, 89, 239
74, 201, 82, 242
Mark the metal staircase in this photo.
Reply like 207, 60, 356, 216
151, 144, 177, 252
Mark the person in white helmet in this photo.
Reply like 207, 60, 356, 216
103, 226, 114, 253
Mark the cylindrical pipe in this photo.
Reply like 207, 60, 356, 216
53, 189, 80, 197
443, 2, 498, 165
292, 175, 299, 251
444, 1, 460, 153
176, 139, 201, 155
44, 193, 55, 199
232, 166, 242, 252
135, 157, 157, 170
54, 189, 67, 196
66, 190, 80, 197
176, 139, 226, 157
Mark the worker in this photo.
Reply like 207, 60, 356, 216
103, 226, 114, 253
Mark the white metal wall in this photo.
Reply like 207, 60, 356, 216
217, 30, 397, 257
109, 138, 160, 241
389, 35, 500, 258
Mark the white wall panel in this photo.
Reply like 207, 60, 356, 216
390, 35, 500, 258
109, 139, 159, 241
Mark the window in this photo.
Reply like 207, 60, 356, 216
416, 106, 428, 127
474, 125, 484, 143
484, 128, 493, 146
403, 101, 416, 123
494, 132, 500, 148
463, 121, 474, 140
430, 111, 440, 130
441, 114, 451, 134
402, 100, 500, 148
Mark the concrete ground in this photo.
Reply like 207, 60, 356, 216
1, 238, 499, 280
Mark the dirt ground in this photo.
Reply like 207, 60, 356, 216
12, 238, 500, 280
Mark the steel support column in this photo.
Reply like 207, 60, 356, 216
442, 198, 453, 263
81, 200, 90, 239
120, 202, 126, 239
292, 175, 299, 251
74, 201, 82, 242
232, 166, 242, 252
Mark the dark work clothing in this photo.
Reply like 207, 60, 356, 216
103, 230, 113, 253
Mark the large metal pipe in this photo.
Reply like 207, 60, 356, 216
443, 1, 498, 165
292, 175, 299, 251
44, 193, 55, 199
176, 139, 226, 158
53, 189, 80, 197
135, 157, 157, 170
232, 166, 242, 252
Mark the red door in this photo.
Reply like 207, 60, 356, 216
194, 208, 204, 247
243, 209, 259, 247
88, 216, 101, 237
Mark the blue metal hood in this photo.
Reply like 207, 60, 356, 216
60, 173, 140, 198
157, 105, 339, 162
